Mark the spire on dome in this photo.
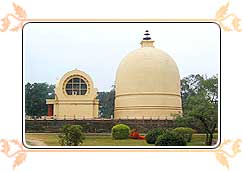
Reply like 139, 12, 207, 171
143, 30, 151, 40
140, 30, 155, 48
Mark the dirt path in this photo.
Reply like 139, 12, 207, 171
26, 139, 47, 146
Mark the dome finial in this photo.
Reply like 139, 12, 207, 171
140, 30, 155, 48
143, 30, 151, 40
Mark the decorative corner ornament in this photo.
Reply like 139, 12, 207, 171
0, 3, 27, 32
215, 1, 242, 32
215, 139, 241, 170
0, 139, 27, 170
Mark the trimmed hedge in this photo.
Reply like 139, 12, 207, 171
145, 128, 165, 144
155, 130, 186, 146
112, 124, 130, 139
173, 127, 194, 142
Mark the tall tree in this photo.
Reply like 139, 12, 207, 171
25, 83, 55, 117
180, 74, 204, 110
97, 87, 115, 118
177, 74, 218, 145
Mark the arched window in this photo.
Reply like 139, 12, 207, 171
65, 77, 88, 95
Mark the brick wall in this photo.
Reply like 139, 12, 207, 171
25, 119, 175, 133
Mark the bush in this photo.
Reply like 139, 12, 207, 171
58, 125, 85, 146
112, 124, 130, 139
145, 128, 165, 144
155, 130, 186, 146
173, 127, 194, 142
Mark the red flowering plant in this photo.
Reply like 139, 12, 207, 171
129, 129, 145, 140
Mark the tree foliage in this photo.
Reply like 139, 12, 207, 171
177, 74, 218, 145
97, 87, 115, 118
58, 125, 85, 146
25, 82, 55, 116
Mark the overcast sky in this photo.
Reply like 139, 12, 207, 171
24, 22, 220, 91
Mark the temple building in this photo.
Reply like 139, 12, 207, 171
46, 69, 99, 119
114, 30, 182, 119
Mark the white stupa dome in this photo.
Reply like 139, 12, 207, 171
114, 31, 182, 119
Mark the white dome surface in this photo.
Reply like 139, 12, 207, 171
115, 38, 182, 120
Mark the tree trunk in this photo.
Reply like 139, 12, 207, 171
208, 133, 213, 145
205, 133, 209, 145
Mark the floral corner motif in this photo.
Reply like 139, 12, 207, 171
0, 139, 27, 170
215, 2, 242, 32
215, 139, 242, 170
0, 3, 27, 32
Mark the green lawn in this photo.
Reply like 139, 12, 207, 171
26, 133, 60, 146
188, 134, 218, 146
25, 133, 218, 146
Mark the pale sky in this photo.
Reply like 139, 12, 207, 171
24, 23, 220, 91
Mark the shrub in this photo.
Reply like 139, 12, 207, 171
155, 130, 186, 146
58, 125, 85, 146
112, 124, 130, 139
173, 127, 194, 142
145, 128, 165, 144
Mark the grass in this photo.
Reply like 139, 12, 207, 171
26, 133, 60, 146
25, 133, 218, 146
188, 134, 218, 146
83, 136, 150, 146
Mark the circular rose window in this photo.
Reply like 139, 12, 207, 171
65, 77, 88, 95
